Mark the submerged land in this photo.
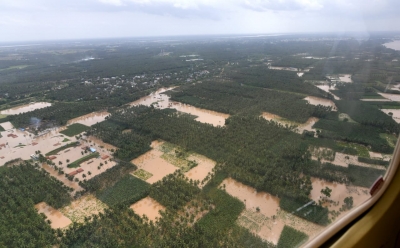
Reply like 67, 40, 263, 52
1, 33, 400, 247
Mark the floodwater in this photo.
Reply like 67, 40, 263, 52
304, 96, 337, 110
184, 154, 216, 187
378, 93, 400, 102
338, 74, 352, 83
42, 163, 84, 193
130, 87, 229, 127
130, 196, 165, 222
35, 202, 72, 229
269, 66, 298, 72
316, 85, 340, 100
261, 112, 318, 135
383, 40, 400, 51
131, 141, 178, 184
67, 111, 110, 126
360, 98, 391, 102
60, 194, 107, 223
309, 177, 369, 219
381, 109, 400, 123
0, 121, 14, 130
221, 178, 280, 217
0, 127, 67, 162
0, 102, 52, 115
313, 152, 386, 170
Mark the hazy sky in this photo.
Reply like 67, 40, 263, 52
0, 0, 399, 42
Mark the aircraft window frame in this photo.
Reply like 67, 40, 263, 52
305, 136, 400, 247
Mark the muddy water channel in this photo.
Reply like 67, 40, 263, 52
130, 87, 229, 126
130, 196, 165, 222
0, 102, 52, 115
67, 111, 110, 126
35, 202, 72, 229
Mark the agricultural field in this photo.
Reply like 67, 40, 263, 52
96, 175, 150, 207
60, 194, 107, 223
132, 169, 153, 180
60, 123, 90, 137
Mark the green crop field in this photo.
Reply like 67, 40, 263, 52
97, 175, 150, 207
60, 123, 89, 137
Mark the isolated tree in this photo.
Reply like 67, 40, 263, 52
321, 187, 332, 198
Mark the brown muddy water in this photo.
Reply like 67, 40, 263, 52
67, 111, 110, 126
309, 177, 369, 220
304, 96, 337, 110
131, 141, 178, 184
35, 202, 72, 229
261, 112, 318, 135
378, 93, 400, 102
130, 196, 165, 222
184, 154, 216, 188
0, 102, 52, 115
316, 85, 340, 100
381, 109, 400, 123
130, 87, 229, 127
221, 178, 280, 217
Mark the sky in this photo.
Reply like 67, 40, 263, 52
0, 0, 399, 42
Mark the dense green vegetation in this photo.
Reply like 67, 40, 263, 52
0, 162, 72, 247
280, 197, 330, 226
0, 124, 5, 131
60, 123, 89, 137
96, 175, 150, 207
150, 171, 201, 210
225, 66, 325, 96
88, 121, 152, 161
80, 161, 137, 193
45, 141, 79, 156
314, 119, 393, 153
67, 152, 99, 168
277, 225, 308, 248
358, 157, 390, 167
347, 164, 386, 188
168, 81, 332, 123
335, 100, 399, 133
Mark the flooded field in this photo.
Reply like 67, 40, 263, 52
185, 154, 216, 187
42, 163, 84, 193
221, 178, 280, 217
0, 127, 67, 162
130, 196, 165, 222
131, 141, 178, 184
67, 111, 110, 126
381, 109, 400, 123
304, 96, 337, 110
261, 112, 318, 135
130, 87, 229, 126
60, 194, 107, 223
0, 102, 51, 115
378, 93, 400, 101
312, 152, 386, 170
269, 66, 298, 72
0, 121, 14, 130
326, 74, 352, 83
360, 98, 391, 102
315, 85, 340, 100
35, 202, 72, 229
383, 40, 400, 51
309, 177, 369, 220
